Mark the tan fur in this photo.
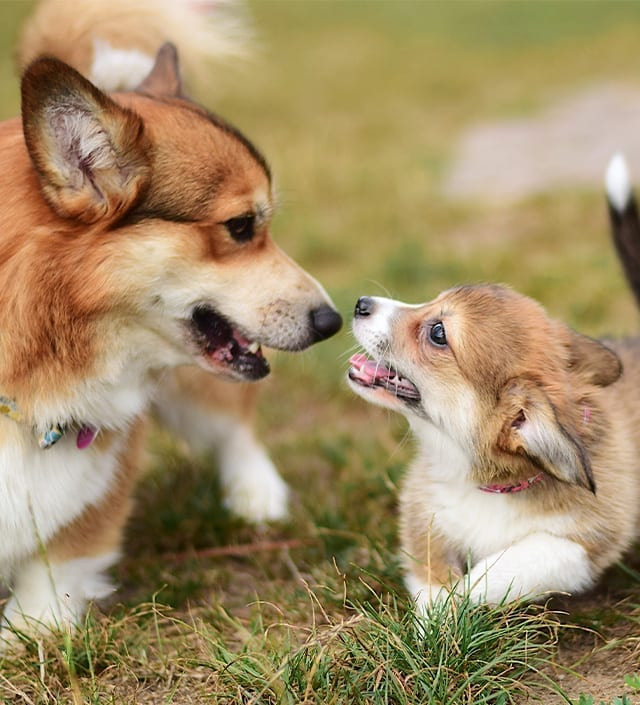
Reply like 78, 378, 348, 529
17, 0, 250, 92
167, 368, 259, 421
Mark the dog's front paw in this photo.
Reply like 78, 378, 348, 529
1, 553, 117, 647
221, 451, 289, 523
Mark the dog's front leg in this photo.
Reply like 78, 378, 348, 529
155, 369, 288, 523
466, 532, 594, 605
1, 424, 143, 644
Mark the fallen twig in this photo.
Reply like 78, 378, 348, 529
162, 538, 314, 563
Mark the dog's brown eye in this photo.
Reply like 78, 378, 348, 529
224, 214, 255, 242
429, 321, 447, 347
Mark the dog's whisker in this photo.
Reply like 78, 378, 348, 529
363, 279, 394, 299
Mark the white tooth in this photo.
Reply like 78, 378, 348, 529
248, 342, 260, 354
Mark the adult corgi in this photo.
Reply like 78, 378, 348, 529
0, 1, 341, 636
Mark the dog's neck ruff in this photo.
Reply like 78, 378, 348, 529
479, 472, 545, 494
0, 395, 98, 450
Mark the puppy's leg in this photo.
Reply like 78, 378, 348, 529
155, 368, 288, 522
400, 508, 462, 615
466, 533, 594, 604
1, 423, 144, 640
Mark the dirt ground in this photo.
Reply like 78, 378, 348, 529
532, 594, 640, 703
445, 82, 640, 204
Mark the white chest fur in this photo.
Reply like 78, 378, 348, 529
407, 423, 576, 564
425, 475, 576, 563
0, 338, 156, 578
0, 422, 125, 575
404, 423, 590, 607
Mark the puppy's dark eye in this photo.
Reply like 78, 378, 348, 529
429, 321, 447, 347
224, 214, 255, 242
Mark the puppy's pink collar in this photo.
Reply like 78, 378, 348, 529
479, 472, 545, 494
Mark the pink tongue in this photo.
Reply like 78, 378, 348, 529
349, 354, 393, 383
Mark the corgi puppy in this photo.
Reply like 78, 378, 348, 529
348, 156, 640, 612
0, 2, 341, 636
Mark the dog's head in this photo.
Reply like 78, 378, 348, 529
348, 285, 622, 491
16, 46, 341, 384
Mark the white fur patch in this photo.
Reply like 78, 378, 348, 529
2, 552, 118, 638
411, 428, 577, 561
406, 533, 592, 611
0, 424, 124, 573
90, 40, 155, 93
605, 152, 632, 212
0, 326, 161, 586
153, 385, 288, 522
466, 533, 592, 604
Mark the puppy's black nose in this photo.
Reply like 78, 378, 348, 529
310, 305, 343, 341
354, 296, 374, 317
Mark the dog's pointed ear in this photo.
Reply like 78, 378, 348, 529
136, 43, 183, 98
21, 58, 150, 223
497, 379, 595, 493
566, 329, 621, 387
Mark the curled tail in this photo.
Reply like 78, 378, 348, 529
16, 0, 251, 94
606, 153, 640, 308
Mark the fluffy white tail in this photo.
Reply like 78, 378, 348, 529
17, 0, 251, 92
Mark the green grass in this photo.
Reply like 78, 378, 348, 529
2, 0, 640, 702
1, 589, 563, 704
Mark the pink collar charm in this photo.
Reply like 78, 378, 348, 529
0, 394, 98, 450
76, 425, 98, 449
39, 423, 99, 450
479, 472, 545, 494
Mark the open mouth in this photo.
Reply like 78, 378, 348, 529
190, 305, 269, 380
348, 353, 420, 402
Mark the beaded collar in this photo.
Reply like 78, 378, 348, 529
0, 395, 97, 450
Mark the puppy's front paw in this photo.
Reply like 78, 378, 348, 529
404, 573, 450, 617
466, 564, 523, 606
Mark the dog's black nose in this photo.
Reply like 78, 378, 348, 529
310, 305, 343, 341
354, 296, 374, 317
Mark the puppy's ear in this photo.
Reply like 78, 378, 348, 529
21, 58, 150, 223
136, 43, 183, 98
567, 330, 621, 387
497, 379, 595, 493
